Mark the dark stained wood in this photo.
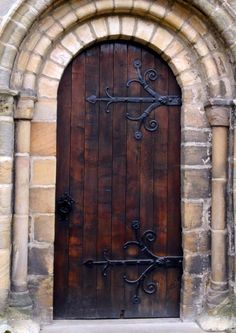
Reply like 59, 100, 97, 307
54, 41, 182, 319
53, 62, 72, 318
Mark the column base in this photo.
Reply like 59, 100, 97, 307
9, 290, 32, 310
197, 296, 236, 331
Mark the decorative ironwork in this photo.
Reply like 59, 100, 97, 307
84, 220, 183, 304
56, 192, 75, 221
86, 59, 181, 140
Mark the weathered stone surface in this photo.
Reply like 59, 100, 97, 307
182, 201, 203, 229
0, 185, 12, 214
31, 158, 56, 185
0, 95, 14, 116
28, 275, 53, 322
185, 254, 210, 275
182, 146, 211, 166
183, 230, 211, 253
34, 215, 55, 243
182, 169, 211, 199
28, 247, 53, 275
0, 215, 11, 249
0, 158, 12, 183
182, 130, 211, 143
29, 187, 55, 213
30, 122, 56, 156
0, 121, 13, 156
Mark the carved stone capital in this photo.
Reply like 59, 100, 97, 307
14, 90, 37, 120
205, 98, 234, 127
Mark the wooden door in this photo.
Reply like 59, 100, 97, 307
54, 41, 182, 319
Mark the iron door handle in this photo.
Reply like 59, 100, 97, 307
56, 192, 75, 221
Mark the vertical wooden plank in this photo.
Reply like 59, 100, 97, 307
53, 62, 72, 318
96, 43, 113, 318
111, 42, 127, 318
166, 65, 182, 317
137, 48, 155, 317
66, 52, 86, 317
152, 55, 169, 317
82, 45, 100, 318
124, 44, 141, 317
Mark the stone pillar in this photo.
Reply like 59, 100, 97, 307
0, 89, 17, 314
198, 99, 233, 331
9, 92, 36, 309
205, 100, 230, 307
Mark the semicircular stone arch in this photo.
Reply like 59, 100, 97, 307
1, 0, 235, 326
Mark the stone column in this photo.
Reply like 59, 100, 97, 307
9, 92, 36, 309
205, 99, 230, 307
0, 89, 17, 314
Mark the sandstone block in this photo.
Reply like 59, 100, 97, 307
114, 0, 133, 12
165, 3, 190, 30
182, 104, 209, 128
31, 158, 56, 185
75, 23, 94, 45
169, 49, 192, 75
59, 11, 77, 29
96, 0, 114, 13
178, 69, 201, 86
50, 44, 71, 67
61, 33, 82, 55
27, 54, 42, 73
121, 17, 136, 39
181, 146, 210, 166
23, 72, 36, 90
0, 185, 12, 215
42, 61, 64, 80
46, 22, 63, 39
151, 27, 174, 53
34, 35, 51, 56
34, 98, 57, 121
182, 169, 211, 199
72, 1, 96, 20
0, 215, 11, 249
31, 122, 56, 156
185, 254, 210, 275
107, 16, 120, 38
180, 22, 198, 43
34, 215, 55, 243
182, 130, 211, 143
201, 55, 218, 79
0, 158, 12, 183
0, 120, 14, 156
149, 0, 167, 19
28, 246, 53, 275
17, 51, 30, 71
134, 19, 155, 43
0, 248, 10, 289
29, 187, 55, 213
28, 275, 53, 322
188, 15, 208, 36
91, 17, 108, 39
182, 201, 203, 229
38, 77, 59, 99
182, 230, 210, 253
133, 0, 149, 12
164, 39, 184, 60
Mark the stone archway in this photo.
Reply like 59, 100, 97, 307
0, 0, 235, 330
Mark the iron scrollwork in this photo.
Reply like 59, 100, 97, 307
86, 59, 181, 140
56, 192, 75, 221
84, 220, 183, 304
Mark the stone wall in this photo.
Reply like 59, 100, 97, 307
0, 0, 235, 330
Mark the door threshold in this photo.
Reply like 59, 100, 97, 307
40, 319, 218, 333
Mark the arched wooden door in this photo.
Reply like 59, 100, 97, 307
54, 41, 182, 319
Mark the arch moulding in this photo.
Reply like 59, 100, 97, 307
0, 1, 235, 331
